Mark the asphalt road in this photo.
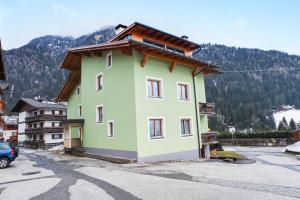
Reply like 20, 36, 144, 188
0, 147, 299, 200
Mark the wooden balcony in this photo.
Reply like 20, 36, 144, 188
199, 103, 215, 115
201, 132, 218, 144
25, 127, 64, 134
25, 115, 66, 123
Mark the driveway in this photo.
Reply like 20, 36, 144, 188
0, 146, 299, 200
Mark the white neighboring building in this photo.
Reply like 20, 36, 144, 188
11, 98, 66, 148
0, 115, 18, 141
273, 108, 300, 128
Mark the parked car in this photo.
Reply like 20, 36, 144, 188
0, 142, 17, 168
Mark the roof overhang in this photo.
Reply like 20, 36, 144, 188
57, 39, 221, 101
109, 22, 201, 51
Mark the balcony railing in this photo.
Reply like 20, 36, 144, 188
199, 103, 215, 115
201, 132, 218, 144
25, 127, 64, 134
25, 114, 66, 123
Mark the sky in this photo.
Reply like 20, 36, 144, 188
0, 0, 299, 55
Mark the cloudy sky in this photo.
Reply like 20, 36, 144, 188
0, 0, 299, 55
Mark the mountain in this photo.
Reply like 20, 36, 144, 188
3, 26, 300, 130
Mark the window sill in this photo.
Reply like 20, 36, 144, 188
147, 96, 163, 99
150, 136, 165, 140
181, 134, 193, 137
178, 99, 191, 102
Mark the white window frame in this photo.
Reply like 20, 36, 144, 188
78, 105, 82, 117
96, 73, 103, 91
179, 117, 193, 137
96, 105, 103, 124
107, 120, 114, 138
76, 86, 80, 95
147, 117, 166, 140
177, 81, 191, 102
145, 77, 164, 100
106, 51, 112, 69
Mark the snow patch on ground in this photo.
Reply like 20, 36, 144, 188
284, 141, 300, 153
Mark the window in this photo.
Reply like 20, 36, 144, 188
180, 118, 192, 136
52, 110, 55, 115
59, 110, 63, 115
33, 124, 37, 128
52, 122, 55, 127
106, 52, 112, 68
34, 111, 38, 116
76, 86, 80, 95
52, 134, 63, 140
96, 73, 103, 91
177, 83, 190, 101
39, 135, 43, 140
107, 121, 114, 138
96, 105, 103, 123
148, 118, 164, 138
40, 122, 44, 128
33, 135, 37, 140
40, 110, 44, 115
147, 78, 162, 98
78, 105, 82, 117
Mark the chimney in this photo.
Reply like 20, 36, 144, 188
181, 35, 188, 40
115, 24, 127, 35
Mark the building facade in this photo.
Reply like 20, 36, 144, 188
0, 116, 18, 141
11, 98, 66, 149
58, 22, 220, 162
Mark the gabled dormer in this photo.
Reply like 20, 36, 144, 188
110, 22, 200, 57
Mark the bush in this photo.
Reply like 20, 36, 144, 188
217, 131, 292, 139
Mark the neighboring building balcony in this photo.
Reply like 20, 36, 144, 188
25, 115, 66, 123
25, 127, 64, 134
199, 103, 215, 115
201, 132, 218, 144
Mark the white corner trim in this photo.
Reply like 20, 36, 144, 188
77, 105, 82, 117
107, 120, 114, 139
147, 116, 166, 141
75, 85, 80, 96
145, 76, 164, 100
95, 72, 103, 92
95, 104, 103, 124
179, 116, 194, 137
105, 51, 112, 69
177, 81, 191, 102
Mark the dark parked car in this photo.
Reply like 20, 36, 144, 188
0, 142, 17, 168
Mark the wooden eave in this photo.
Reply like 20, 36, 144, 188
110, 22, 201, 51
130, 40, 220, 75
57, 71, 80, 102
61, 40, 130, 70
58, 39, 221, 101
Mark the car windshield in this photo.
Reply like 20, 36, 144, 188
0, 143, 11, 150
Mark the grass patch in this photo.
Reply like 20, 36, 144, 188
216, 151, 246, 160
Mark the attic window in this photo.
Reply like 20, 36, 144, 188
143, 39, 165, 49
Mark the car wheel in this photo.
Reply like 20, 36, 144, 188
0, 157, 9, 169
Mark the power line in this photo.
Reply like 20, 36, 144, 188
222, 67, 300, 73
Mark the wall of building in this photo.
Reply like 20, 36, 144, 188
76, 50, 138, 155
132, 50, 207, 161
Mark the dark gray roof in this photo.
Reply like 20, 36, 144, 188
11, 98, 66, 112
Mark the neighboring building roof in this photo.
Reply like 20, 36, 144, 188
0, 40, 6, 80
110, 22, 201, 51
11, 98, 66, 113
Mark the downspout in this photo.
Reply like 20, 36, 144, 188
192, 67, 207, 159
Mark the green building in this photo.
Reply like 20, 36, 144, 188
57, 22, 220, 162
